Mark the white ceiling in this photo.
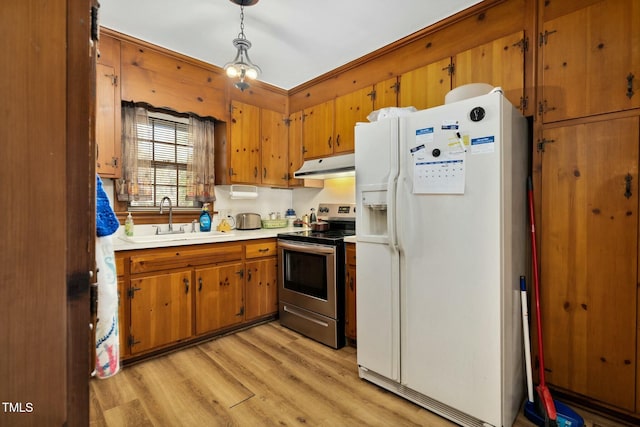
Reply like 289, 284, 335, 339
100, 0, 482, 90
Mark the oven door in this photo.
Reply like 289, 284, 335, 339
278, 239, 337, 319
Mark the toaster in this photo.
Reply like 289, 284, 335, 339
235, 213, 262, 230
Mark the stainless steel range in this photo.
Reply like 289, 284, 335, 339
277, 203, 355, 349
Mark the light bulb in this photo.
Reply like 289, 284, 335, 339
245, 67, 258, 80
226, 66, 238, 78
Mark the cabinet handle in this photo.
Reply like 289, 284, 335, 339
625, 174, 633, 199
254, 166, 258, 178
264, 168, 267, 179
350, 277, 354, 291
235, 269, 244, 279
198, 277, 203, 291
184, 277, 189, 294
336, 134, 341, 147
258, 248, 270, 253
627, 73, 635, 99
247, 269, 252, 282
328, 136, 332, 149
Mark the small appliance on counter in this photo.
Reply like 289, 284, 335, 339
235, 212, 261, 230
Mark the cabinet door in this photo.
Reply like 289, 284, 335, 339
261, 108, 289, 187
399, 57, 452, 110
540, 0, 640, 122
230, 101, 261, 183
195, 262, 244, 334
540, 117, 638, 411
245, 258, 278, 321
454, 31, 525, 111
334, 86, 374, 154
374, 77, 399, 110
129, 270, 192, 354
96, 62, 121, 178
287, 111, 304, 186
302, 99, 334, 159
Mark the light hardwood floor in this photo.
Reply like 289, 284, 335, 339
90, 322, 631, 427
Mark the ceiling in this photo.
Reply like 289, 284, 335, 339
100, 0, 482, 90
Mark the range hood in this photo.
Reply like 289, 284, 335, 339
293, 153, 355, 179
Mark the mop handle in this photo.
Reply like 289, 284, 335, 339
528, 177, 547, 387
520, 276, 535, 403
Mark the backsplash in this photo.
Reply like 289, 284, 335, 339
102, 176, 355, 223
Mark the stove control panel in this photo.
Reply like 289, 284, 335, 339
317, 203, 356, 221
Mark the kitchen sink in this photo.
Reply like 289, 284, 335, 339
118, 231, 233, 244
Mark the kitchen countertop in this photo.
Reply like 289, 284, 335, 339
343, 235, 357, 244
112, 225, 307, 251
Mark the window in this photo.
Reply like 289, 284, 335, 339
132, 114, 195, 208
118, 104, 216, 208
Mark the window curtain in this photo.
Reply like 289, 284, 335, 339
117, 103, 216, 204
187, 116, 216, 203
116, 104, 151, 201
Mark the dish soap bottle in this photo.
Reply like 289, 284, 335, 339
199, 203, 211, 232
125, 212, 134, 236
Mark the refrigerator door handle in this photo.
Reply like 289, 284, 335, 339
387, 174, 398, 250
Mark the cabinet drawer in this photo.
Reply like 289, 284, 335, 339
245, 240, 277, 259
346, 243, 356, 266
130, 244, 243, 274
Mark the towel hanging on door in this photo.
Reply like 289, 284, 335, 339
95, 175, 120, 379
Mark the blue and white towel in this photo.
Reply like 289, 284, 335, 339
95, 175, 120, 379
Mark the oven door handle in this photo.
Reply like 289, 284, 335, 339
278, 240, 336, 255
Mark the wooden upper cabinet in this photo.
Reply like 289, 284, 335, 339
399, 57, 452, 110
287, 111, 304, 186
454, 31, 526, 111
96, 35, 122, 178
540, 116, 639, 411
374, 77, 399, 110
261, 108, 289, 186
229, 100, 261, 184
302, 99, 334, 159
540, 0, 640, 122
334, 86, 375, 154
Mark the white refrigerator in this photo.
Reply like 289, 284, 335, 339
355, 90, 527, 427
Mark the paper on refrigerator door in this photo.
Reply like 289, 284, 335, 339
411, 127, 465, 194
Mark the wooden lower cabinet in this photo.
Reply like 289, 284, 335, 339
540, 116, 639, 412
245, 258, 278, 321
345, 243, 357, 342
245, 240, 279, 321
129, 270, 193, 354
117, 239, 278, 361
195, 262, 245, 334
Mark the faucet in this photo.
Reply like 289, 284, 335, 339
159, 196, 173, 232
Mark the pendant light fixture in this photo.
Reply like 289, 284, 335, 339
224, 0, 261, 91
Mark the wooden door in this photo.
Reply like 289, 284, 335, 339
245, 258, 278, 321
129, 270, 193, 354
2, 1, 94, 425
288, 111, 304, 186
302, 99, 334, 159
334, 86, 374, 154
399, 57, 452, 110
540, 117, 638, 411
195, 262, 245, 334
454, 31, 525, 111
261, 108, 289, 187
230, 100, 261, 183
540, 0, 640, 122
374, 77, 399, 110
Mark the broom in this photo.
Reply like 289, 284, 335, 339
527, 177, 558, 427
527, 177, 585, 427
